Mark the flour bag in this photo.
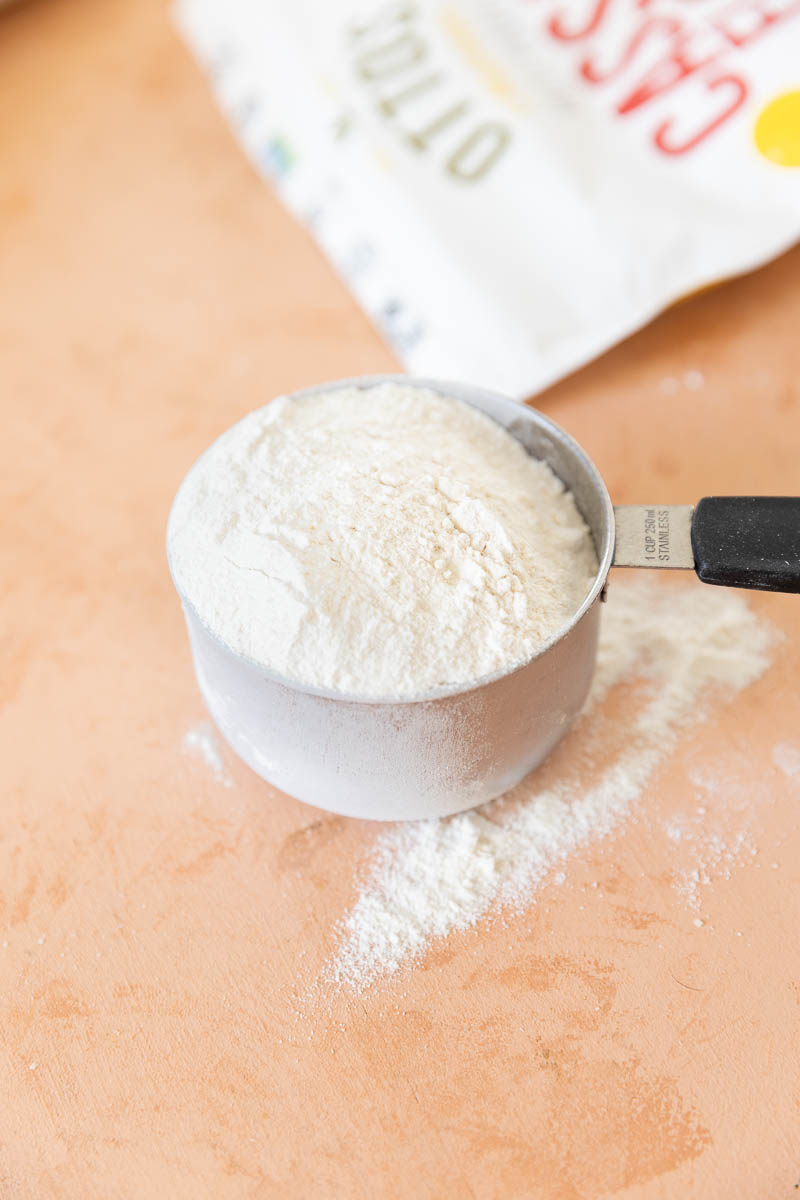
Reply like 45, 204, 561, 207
175, 0, 800, 396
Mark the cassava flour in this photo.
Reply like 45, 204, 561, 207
328, 577, 774, 990
167, 383, 597, 696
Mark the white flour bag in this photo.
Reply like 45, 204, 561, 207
175, 0, 800, 396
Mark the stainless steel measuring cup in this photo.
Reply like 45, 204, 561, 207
169, 374, 800, 821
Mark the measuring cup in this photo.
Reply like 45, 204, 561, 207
170, 374, 800, 821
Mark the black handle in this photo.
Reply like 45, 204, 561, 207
692, 496, 800, 593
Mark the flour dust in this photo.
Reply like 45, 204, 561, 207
182, 721, 232, 787
327, 578, 774, 991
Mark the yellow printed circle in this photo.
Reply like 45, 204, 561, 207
754, 91, 800, 167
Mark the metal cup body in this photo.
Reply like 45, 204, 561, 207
169, 377, 615, 821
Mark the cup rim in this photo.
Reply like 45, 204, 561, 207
167, 374, 615, 705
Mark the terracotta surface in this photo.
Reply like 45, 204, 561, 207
2, 2, 800, 1197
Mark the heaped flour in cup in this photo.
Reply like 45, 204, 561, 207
176, 0, 800, 395
167, 383, 597, 697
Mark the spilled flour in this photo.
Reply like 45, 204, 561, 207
665, 760, 766, 913
328, 579, 773, 990
670, 821, 757, 914
772, 741, 800, 778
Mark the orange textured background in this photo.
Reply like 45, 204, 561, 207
2, 2, 800, 1197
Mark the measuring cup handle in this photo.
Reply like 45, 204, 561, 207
692, 496, 800, 593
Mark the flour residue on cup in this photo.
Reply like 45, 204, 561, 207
167, 383, 597, 698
